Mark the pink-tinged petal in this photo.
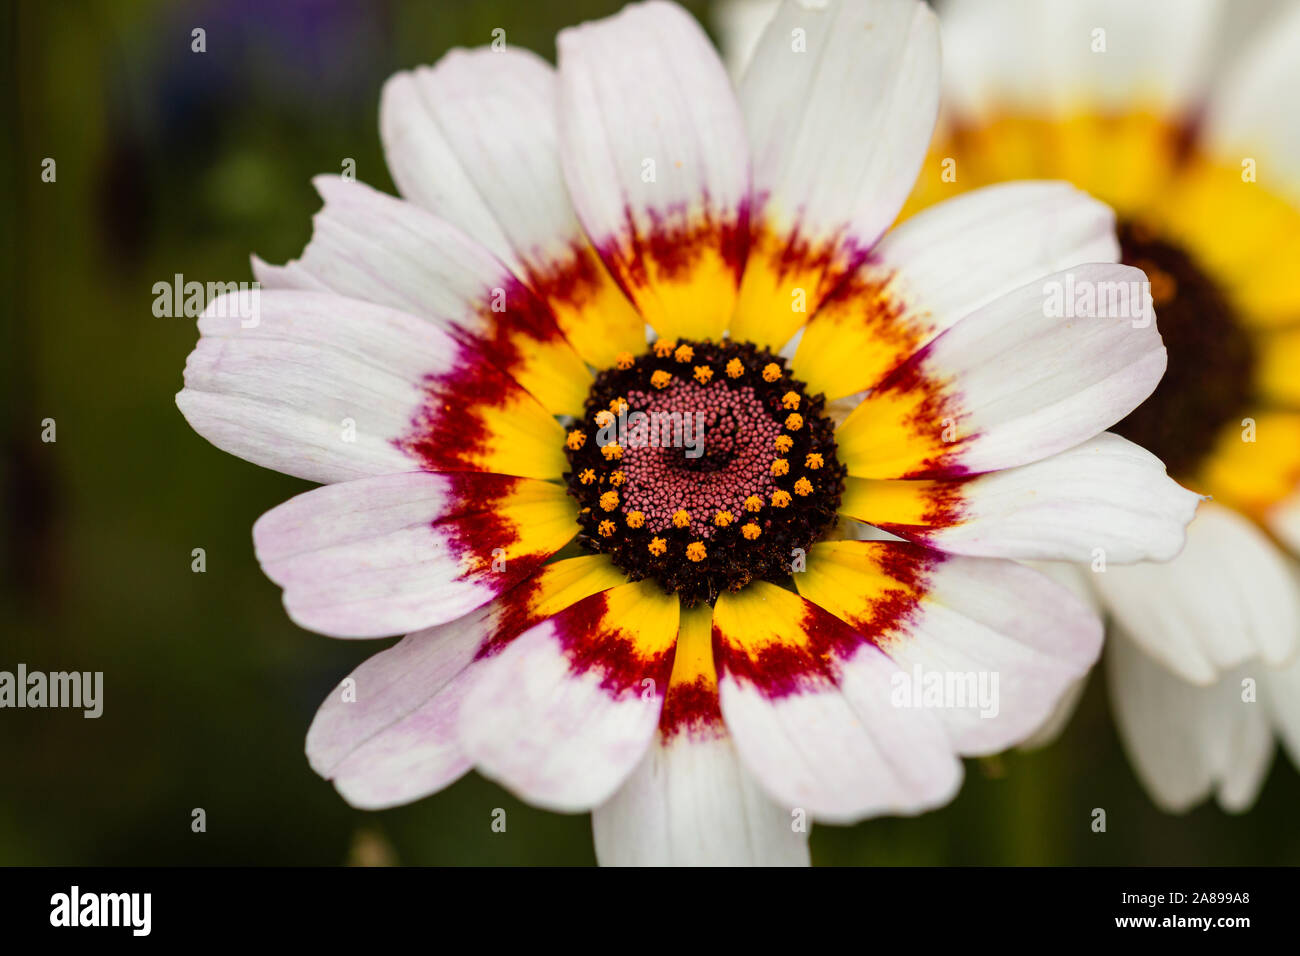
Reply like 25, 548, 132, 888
380, 48, 645, 368
379, 52, 532, 274
328, 678, 474, 812
307, 555, 627, 808
252, 176, 589, 417
312, 609, 487, 810
730, 0, 940, 350
834, 263, 1166, 479
1016, 562, 1098, 750
792, 181, 1119, 400
557, 1, 750, 341
1019, 675, 1087, 751
593, 604, 809, 865
712, 582, 962, 823
253, 472, 579, 638
1092, 502, 1300, 684
458, 581, 680, 812
1107, 629, 1273, 814
796, 541, 1102, 755
176, 289, 566, 483
840, 432, 1201, 563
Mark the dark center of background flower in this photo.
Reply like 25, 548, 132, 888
1110, 220, 1257, 481
564, 339, 844, 606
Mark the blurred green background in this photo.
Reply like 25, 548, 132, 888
3, 0, 1298, 866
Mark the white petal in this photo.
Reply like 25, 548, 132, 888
793, 181, 1119, 399
381, 47, 636, 287
253, 177, 528, 333
1092, 502, 1300, 684
1032, 558, 1103, 612
379, 50, 647, 370
458, 583, 679, 812
1019, 675, 1087, 751
308, 608, 490, 809
177, 290, 443, 483
1017, 562, 1096, 749
880, 557, 1102, 754
846, 433, 1201, 563
592, 732, 809, 866
1107, 629, 1273, 813
307, 555, 632, 806
797, 542, 1103, 755
380, 48, 564, 272
729, 0, 941, 349
253, 473, 576, 638
712, 581, 962, 823
835, 263, 1167, 479
251, 176, 589, 416
741, 0, 939, 254
718, 646, 963, 824
176, 289, 565, 483
1262, 650, 1300, 769
556, 0, 749, 340
940, 0, 1226, 120
712, 0, 781, 79
1200, 1, 1300, 200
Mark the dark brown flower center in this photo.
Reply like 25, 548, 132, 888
564, 339, 844, 606
1110, 221, 1257, 480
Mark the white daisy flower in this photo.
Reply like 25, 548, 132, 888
177, 0, 1196, 864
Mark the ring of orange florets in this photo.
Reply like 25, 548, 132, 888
564, 338, 845, 606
